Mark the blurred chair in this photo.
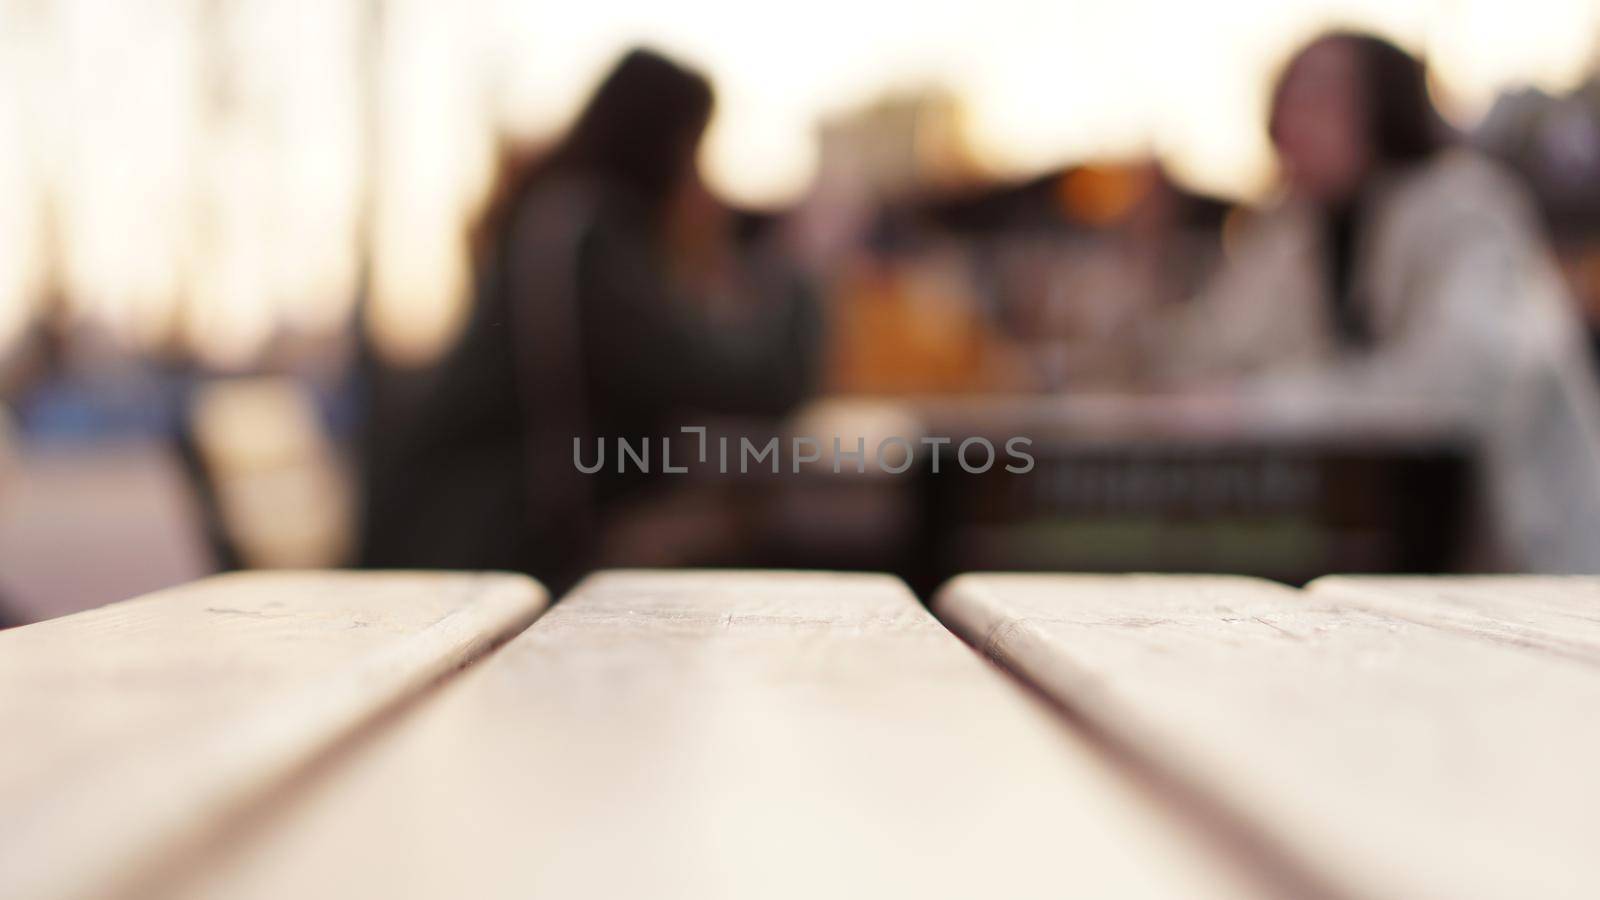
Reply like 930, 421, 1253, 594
189, 378, 355, 570
0, 405, 17, 627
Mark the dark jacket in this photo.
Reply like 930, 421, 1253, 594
360, 179, 819, 587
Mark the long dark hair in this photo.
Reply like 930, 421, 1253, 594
1270, 31, 1450, 168
1271, 33, 1452, 350
475, 48, 713, 253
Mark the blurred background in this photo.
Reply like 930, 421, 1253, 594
3, 0, 1600, 623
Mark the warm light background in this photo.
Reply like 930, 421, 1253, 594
0, 0, 1594, 365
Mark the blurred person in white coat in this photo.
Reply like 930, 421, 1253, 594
1151, 32, 1600, 571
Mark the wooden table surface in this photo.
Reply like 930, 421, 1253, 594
935, 573, 1600, 900
0, 571, 545, 900
4, 569, 1596, 899
164, 571, 1258, 900
1308, 575, 1600, 663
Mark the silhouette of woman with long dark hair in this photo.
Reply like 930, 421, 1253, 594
362, 49, 819, 587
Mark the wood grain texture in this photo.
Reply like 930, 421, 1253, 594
1308, 575, 1600, 665
171, 570, 1261, 900
0, 570, 546, 900
934, 573, 1600, 900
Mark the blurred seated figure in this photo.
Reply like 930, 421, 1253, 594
361, 49, 820, 588
1150, 32, 1600, 571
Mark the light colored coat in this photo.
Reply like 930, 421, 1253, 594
1158, 149, 1600, 572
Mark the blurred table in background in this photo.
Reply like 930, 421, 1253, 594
778, 393, 1480, 589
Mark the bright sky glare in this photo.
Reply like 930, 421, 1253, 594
0, 0, 1594, 363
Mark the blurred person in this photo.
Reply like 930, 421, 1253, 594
1150, 32, 1600, 571
360, 49, 820, 588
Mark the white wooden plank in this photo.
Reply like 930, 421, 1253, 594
934, 573, 1600, 900
170, 570, 1263, 900
0, 570, 546, 900
1309, 575, 1600, 664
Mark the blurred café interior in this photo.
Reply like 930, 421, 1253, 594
2, 0, 1600, 624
